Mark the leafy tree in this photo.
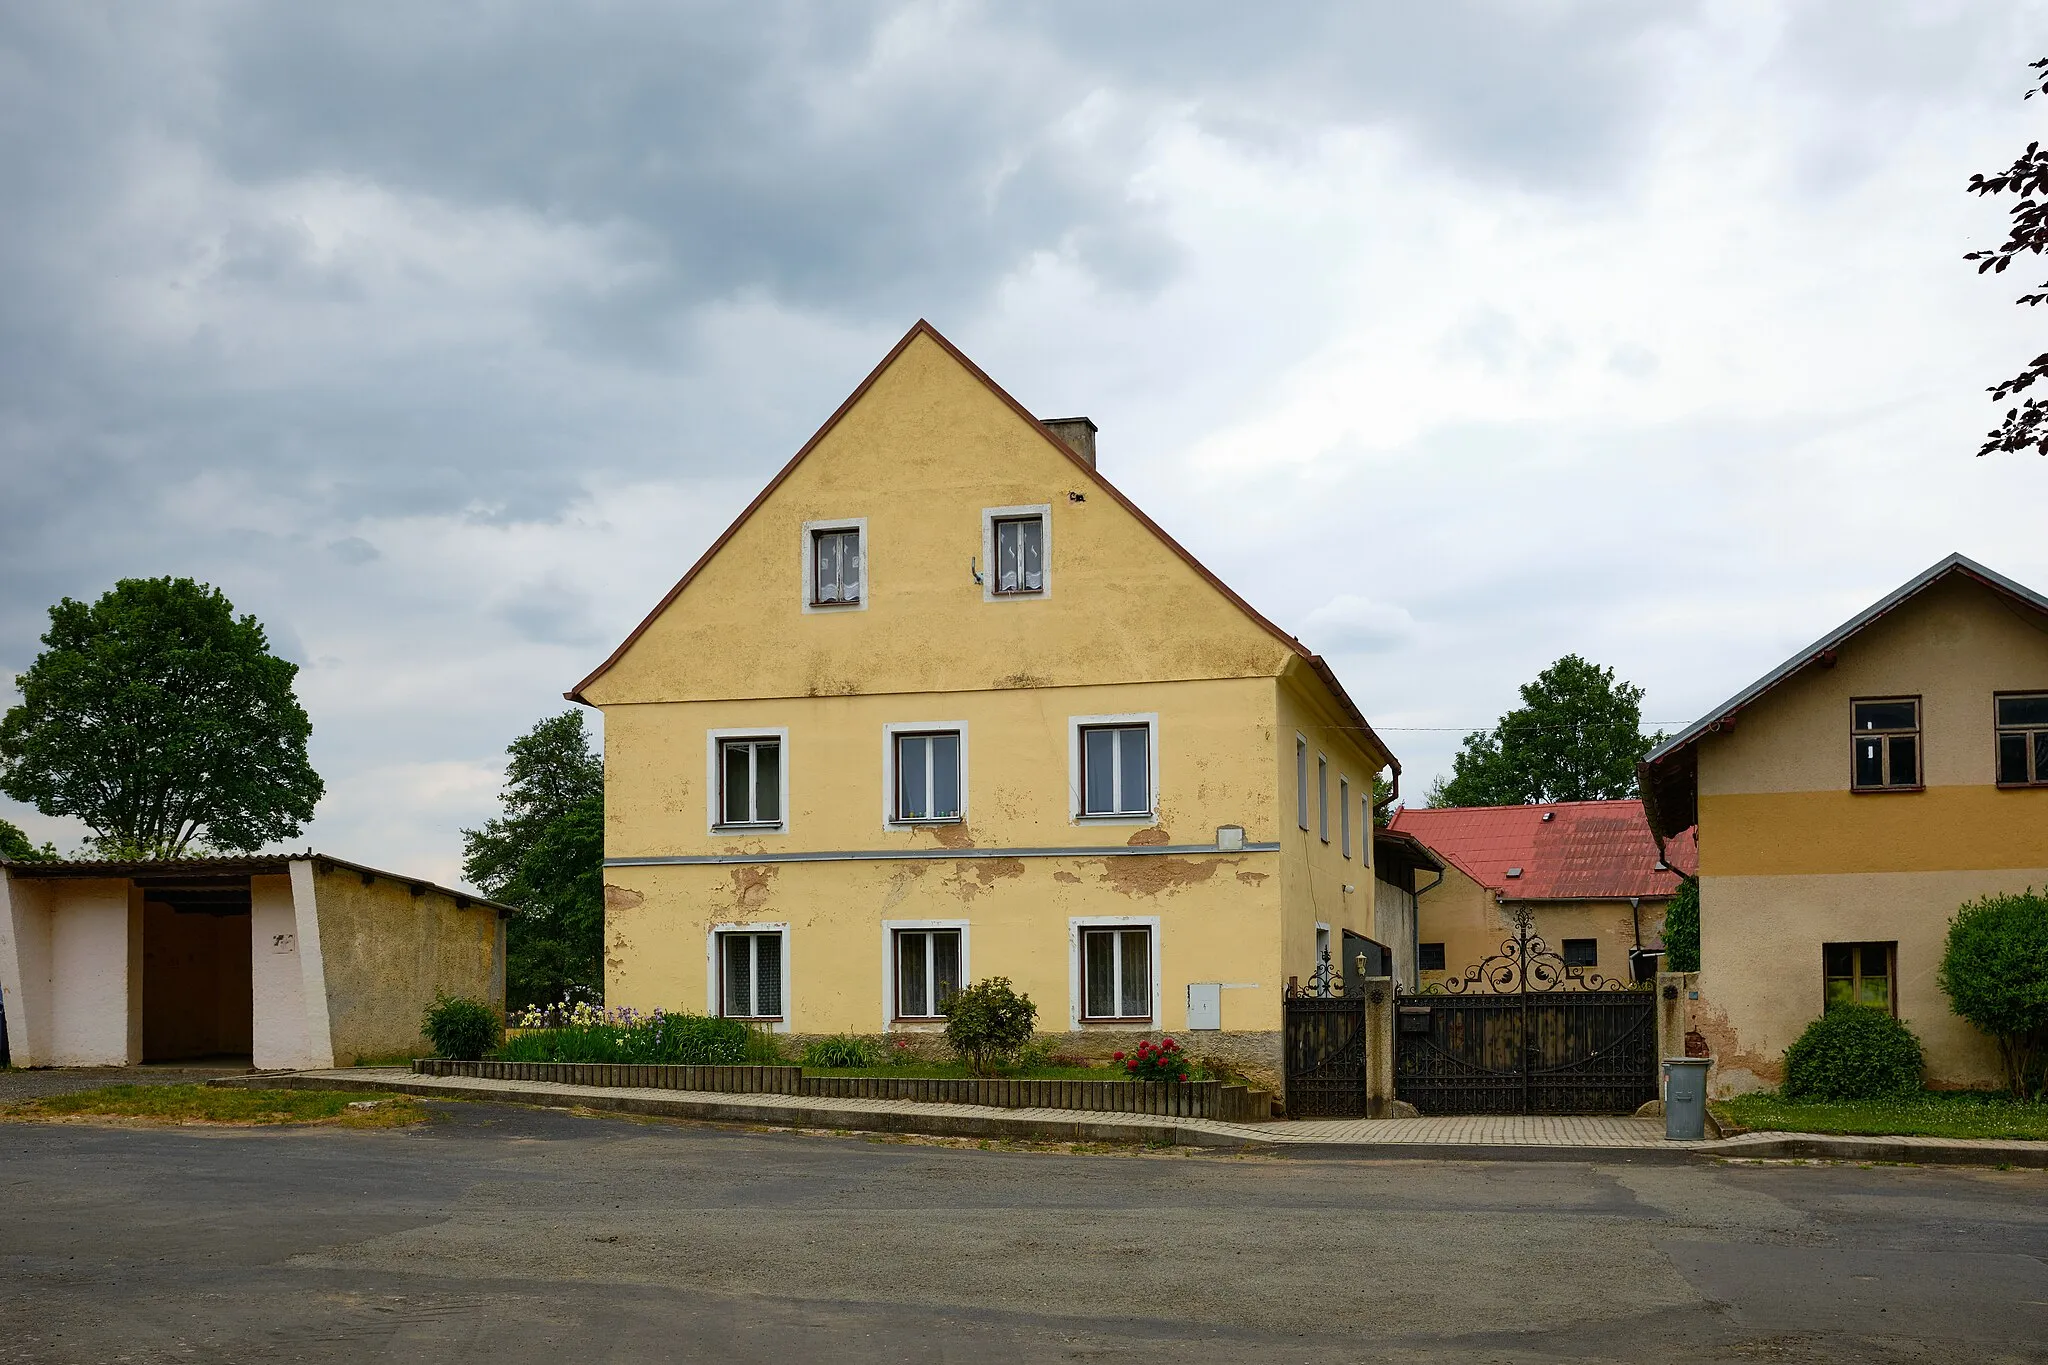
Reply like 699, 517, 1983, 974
1661, 877, 1700, 973
0, 817, 56, 862
0, 578, 322, 857
1370, 771, 1396, 828
1937, 890, 2048, 1098
462, 711, 604, 1009
1966, 58, 2048, 457
1428, 655, 1663, 807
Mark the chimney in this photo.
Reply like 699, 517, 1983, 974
1041, 416, 1097, 468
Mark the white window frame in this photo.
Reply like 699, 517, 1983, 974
705, 921, 791, 1032
881, 918, 971, 1031
1315, 922, 1332, 970
981, 504, 1052, 602
705, 726, 791, 834
1068, 915, 1162, 1027
1317, 754, 1330, 843
1295, 735, 1310, 831
1339, 775, 1351, 858
1068, 712, 1160, 824
800, 516, 868, 614
881, 721, 969, 829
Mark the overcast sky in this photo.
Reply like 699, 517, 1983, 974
5, 2, 2048, 885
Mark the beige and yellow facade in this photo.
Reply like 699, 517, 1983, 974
574, 322, 1398, 1079
1642, 556, 2048, 1095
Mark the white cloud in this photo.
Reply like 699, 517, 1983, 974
1298, 595, 1417, 655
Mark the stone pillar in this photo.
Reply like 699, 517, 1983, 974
1361, 974, 1395, 1119
1657, 971, 1701, 1079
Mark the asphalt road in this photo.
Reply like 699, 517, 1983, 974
0, 1100, 2042, 1363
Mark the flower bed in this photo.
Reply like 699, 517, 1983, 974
499, 1000, 781, 1066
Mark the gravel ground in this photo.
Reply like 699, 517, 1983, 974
0, 1065, 255, 1102
0, 1099, 2041, 1362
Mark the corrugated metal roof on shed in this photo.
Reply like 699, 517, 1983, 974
1388, 799, 1694, 901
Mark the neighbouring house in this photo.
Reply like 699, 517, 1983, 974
569, 320, 1399, 1084
1640, 553, 2048, 1095
1371, 828, 1443, 992
1388, 800, 1694, 991
0, 854, 508, 1069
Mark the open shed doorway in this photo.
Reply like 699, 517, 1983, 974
140, 875, 254, 1063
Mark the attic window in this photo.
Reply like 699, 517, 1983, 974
1505, 867, 1523, 879
802, 518, 867, 612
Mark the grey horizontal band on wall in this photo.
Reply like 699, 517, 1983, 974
605, 842, 1282, 868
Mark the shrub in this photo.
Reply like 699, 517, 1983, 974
1115, 1037, 1194, 1083
498, 999, 771, 1065
422, 995, 501, 1061
941, 976, 1038, 1075
1782, 1006, 1924, 1101
1662, 879, 1700, 973
1937, 889, 2048, 1099
801, 1034, 882, 1068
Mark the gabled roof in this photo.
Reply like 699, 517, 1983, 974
1388, 799, 1694, 901
1640, 553, 2048, 837
566, 319, 1397, 773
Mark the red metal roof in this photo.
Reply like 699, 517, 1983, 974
1387, 799, 1695, 901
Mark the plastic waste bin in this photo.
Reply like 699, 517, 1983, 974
1661, 1058, 1711, 1141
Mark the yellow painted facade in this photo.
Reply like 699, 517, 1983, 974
1677, 569, 2048, 1093
1414, 860, 1665, 991
580, 324, 1394, 1069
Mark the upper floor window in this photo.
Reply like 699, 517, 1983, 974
1339, 776, 1352, 858
895, 730, 962, 822
1851, 698, 1919, 791
1996, 692, 2048, 786
1295, 737, 1309, 831
718, 736, 782, 828
1317, 755, 1330, 843
992, 515, 1045, 595
1080, 723, 1151, 817
811, 527, 862, 605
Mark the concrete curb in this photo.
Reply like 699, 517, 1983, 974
213, 1072, 1253, 1149
211, 1073, 2048, 1167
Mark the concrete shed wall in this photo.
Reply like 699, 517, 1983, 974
306, 862, 503, 1065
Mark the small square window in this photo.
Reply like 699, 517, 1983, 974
1081, 926, 1151, 1020
1080, 724, 1151, 817
1996, 692, 2048, 786
992, 516, 1045, 595
1850, 698, 1919, 791
719, 931, 784, 1019
811, 527, 862, 605
894, 928, 961, 1019
718, 737, 782, 827
1562, 938, 1598, 968
1418, 942, 1447, 972
1823, 940, 1895, 1014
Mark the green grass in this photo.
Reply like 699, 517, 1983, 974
2, 1084, 427, 1127
1713, 1090, 2048, 1141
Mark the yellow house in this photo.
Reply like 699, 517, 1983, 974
570, 321, 1398, 1081
1389, 800, 1692, 992
1640, 553, 2048, 1094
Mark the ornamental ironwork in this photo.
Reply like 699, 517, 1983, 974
1422, 903, 1642, 995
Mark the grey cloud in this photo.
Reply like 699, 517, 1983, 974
328, 536, 380, 565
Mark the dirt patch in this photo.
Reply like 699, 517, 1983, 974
1235, 870, 1270, 886
1053, 871, 1083, 884
922, 822, 974, 850
1100, 856, 1228, 897
604, 885, 645, 911
1125, 826, 1172, 847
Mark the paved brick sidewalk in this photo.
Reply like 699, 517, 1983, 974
245, 1069, 2048, 1167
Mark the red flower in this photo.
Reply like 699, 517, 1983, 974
1112, 1051, 1124, 1061
1179, 1073, 1189, 1082
1161, 1038, 1176, 1050
1126, 1060, 1138, 1071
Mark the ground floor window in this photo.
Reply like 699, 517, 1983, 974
1418, 942, 1446, 972
720, 931, 784, 1019
1824, 941, 1895, 1014
1080, 926, 1151, 1021
894, 928, 961, 1019
1562, 938, 1598, 968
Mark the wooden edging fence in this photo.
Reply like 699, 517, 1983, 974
412, 1059, 1272, 1123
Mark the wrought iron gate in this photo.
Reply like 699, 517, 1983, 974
1394, 909, 1657, 1116
1283, 955, 1368, 1117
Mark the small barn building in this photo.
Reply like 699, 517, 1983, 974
0, 854, 508, 1069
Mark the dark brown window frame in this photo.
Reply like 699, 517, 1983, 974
1561, 938, 1598, 968
1822, 940, 1897, 1017
715, 735, 784, 830
891, 926, 962, 1021
810, 526, 862, 606
1993, 690, 2048, 788
1849, 695, 1923, 793
717, 929, 786, 1022
1078, 925, 1154, 1023
1418, 942, 1447, 972
989, 514, 1046, 596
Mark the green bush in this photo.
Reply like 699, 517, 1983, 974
1937, 889, 2048, 1099
801, 1034, 882, 1068
1782, 1006, 1923, 1101
941, 976, 1039, 1075
422, 995, 501, 1061
498, 1002, 777, 1065
1662, 879, 1699, 973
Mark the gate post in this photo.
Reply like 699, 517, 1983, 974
1656, 971, 1698, 1081
1360, 974, 1395, 1118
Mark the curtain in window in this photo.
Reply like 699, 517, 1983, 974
723, 934, 753, 1016
1084, 931, 1116, 1017
896, 929, 962, 1016
897, 733, 960, 820
1118, 929, 1149, 1019
1116, 727, 1147, 814
996, 518, 1044, 593
724, 932, 782, 1016
814, 529, 861, 602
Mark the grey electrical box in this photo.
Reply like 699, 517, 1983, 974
1186, 982, 1222, 1030
1662, 1058, 1711, 1141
